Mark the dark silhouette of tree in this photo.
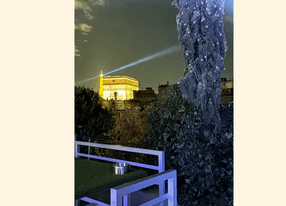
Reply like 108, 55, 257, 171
75, 86, 113, 142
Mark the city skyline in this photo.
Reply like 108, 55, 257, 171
75, 0, 233, 93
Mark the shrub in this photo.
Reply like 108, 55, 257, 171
106, 104, 149, 162
142, 84, 233, 206
113, 104, 149, 147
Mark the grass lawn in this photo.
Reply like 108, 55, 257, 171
75, 158, 148, 198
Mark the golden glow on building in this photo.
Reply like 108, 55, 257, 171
98, 75, 140, 100
99, 71, 103, 97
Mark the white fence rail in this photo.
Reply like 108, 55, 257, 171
75, 141, 177, 206
111, 169, 177, 206
75, 141, 165, 173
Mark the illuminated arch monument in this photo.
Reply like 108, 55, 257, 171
98, 72, 140, 101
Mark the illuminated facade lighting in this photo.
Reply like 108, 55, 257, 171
99, 74, 140, 100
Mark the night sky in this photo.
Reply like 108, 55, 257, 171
75, 0, 233, 93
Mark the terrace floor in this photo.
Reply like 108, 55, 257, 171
75, 158, 168, 206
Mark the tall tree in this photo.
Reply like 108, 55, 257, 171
173, 0, 227, 124
75, 86, 113, 142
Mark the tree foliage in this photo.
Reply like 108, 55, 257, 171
164, 2, 233, 203
173, 0, 227, 124
75, 86, 113, 142
103, 104, 149, 162
142, 84, 233, 206
112, 104, 149, 147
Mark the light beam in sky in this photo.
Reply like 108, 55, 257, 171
75, 44, 181, 85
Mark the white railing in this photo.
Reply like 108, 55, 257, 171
110, 169, 177, 206
75, 141, 177, 206
75, 141, 165, 173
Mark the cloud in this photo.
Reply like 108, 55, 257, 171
75, 22, 93, 34
75, 0, 109, 10
75, 0, 103, 20
88, 0, 109, 6
74, 0, 109, 56
79, 23, 93, 32
75, 0, 92, 11
75, 46, 81, 57
83, 10, 94, 20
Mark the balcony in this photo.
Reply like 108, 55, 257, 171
75, 141, 177, 206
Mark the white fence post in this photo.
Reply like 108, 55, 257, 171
168, 170, 177, 206
123, 194, 130, 206
88, 138, 91, 160
111, 189, 122, 206
158, 151, 165, 206
75, 134, 80, 158
111, 170, 176, 206
75, 141, 177, 206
